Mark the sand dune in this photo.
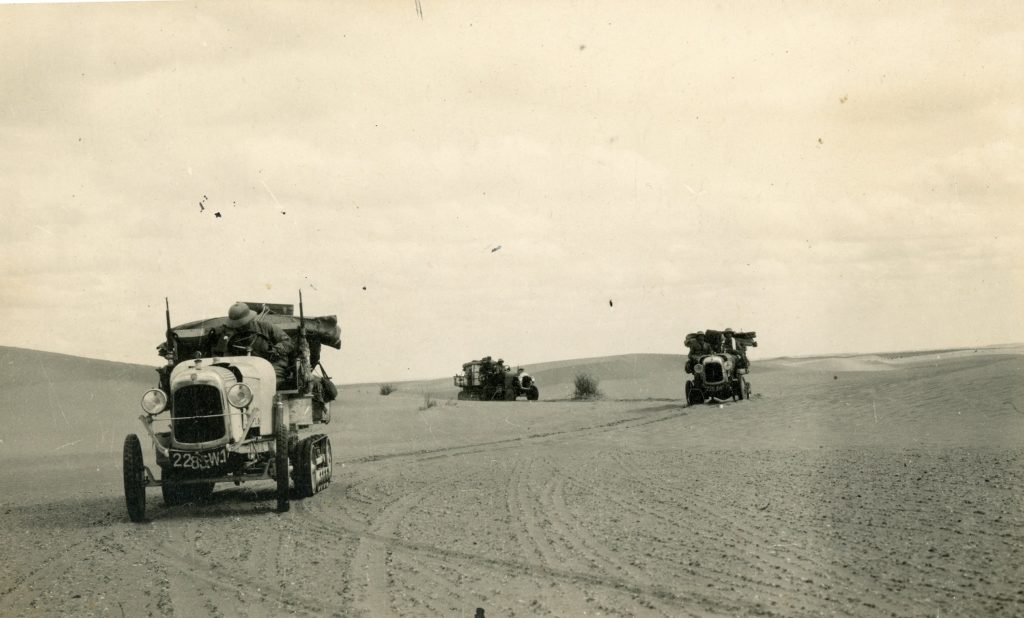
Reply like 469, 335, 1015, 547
0, 345, 1022, 616
0, 346, 156, 457
770, 355, 898, 372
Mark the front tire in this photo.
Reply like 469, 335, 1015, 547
123, 434, 146, 523
526, 385, 539, 401
685, 382, 704, 406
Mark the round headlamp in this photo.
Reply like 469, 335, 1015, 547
227, 383, 254, 408
694, 363, 704, 374
141, 389, 168, 415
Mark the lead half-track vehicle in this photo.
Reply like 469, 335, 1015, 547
684, 330, 757, 405
122, 296, 341, 522
454, 356, 539, 401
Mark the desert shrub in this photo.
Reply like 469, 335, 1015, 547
379, 383, 395, 396
419, 392, 438, 411
572, 373, 602, 400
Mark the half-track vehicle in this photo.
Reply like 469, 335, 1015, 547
454, 356, 539, 401
122, 295, 341, 522
684, 330, 756, 405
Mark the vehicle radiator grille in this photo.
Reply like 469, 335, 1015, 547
172, 384, 227, 443
704, 361, 725, 382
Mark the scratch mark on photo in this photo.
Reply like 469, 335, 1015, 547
261, 178, 283, 209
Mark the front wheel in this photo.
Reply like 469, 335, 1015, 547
685, 382, 703, 406
275, 405, 290, 513
123, 434, 146, 522
526, 385, 539, 401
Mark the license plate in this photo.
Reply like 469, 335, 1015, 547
170, 448, 228, 471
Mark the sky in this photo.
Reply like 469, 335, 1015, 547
0, 1, 1021, 384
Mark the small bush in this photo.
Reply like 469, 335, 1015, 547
419, 392, 438, 411
572, 373, 602, 400
379, 383, 395, 396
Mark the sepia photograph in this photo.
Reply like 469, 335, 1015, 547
0, 1, 1021, 616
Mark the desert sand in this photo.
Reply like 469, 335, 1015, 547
1, 345, 1022, 617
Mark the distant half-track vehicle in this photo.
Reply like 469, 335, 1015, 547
684, 330, 756, 405
454, 356, 539, 401
122, 295, 341, 522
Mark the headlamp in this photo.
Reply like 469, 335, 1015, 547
227, 383, 254, 408
141, 389, 168, 415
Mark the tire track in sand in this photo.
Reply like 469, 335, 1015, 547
535, 460, 721, 616
300, 455, 724, 615
342, 408, 684, 467
0, 537, 91, 608
302, 493, 729, 616
343, 471, 478, 617
505, 456, 561, 568
604, 449, 888, 614
556, 454, 819, 614
149, 533, 329, 617
115, 500, 356, 618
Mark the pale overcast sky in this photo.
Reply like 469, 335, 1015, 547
1, 2, 1021, 383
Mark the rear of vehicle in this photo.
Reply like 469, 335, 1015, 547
454, 360, 481, 399
455, 361, 484, 399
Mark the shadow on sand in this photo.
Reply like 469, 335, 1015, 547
5, 484, 317, 529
